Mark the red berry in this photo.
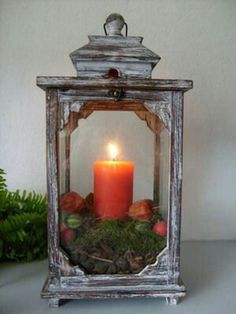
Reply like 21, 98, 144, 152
61, 229, 75, 243
152, 221, 167, 237
60, 223, 67, 232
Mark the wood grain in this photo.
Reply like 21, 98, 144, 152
46, 89, 60, 279
37, 77, 193, 91
42, 87, 190, 306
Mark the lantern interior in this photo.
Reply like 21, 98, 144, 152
58, 102, 170, 275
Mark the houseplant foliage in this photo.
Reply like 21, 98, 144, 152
0, 169, 48, 262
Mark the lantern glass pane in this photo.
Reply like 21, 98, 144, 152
58, 107, 169, 274
159, 127, 170, 221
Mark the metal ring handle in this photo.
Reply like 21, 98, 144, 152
103, 23, 108, 36
124, 22, 128, 37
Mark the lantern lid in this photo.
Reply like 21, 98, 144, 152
70, 13, 161, 79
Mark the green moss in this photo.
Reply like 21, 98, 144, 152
71, 211, 166, 256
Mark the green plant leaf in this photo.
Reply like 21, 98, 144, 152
0, 168, 48, 262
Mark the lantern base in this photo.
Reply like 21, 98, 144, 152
41, 275, 186, 307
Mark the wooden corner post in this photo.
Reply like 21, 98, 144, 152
168, 91, 184, 285
46, 89, 60, 280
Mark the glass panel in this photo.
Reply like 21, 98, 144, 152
58, 107, 169, 275
159, 127, 170, 221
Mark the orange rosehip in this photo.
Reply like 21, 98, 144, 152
60, 191, 85, 214
128, 199, 153, 221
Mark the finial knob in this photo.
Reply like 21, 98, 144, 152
104, 13, 127, 36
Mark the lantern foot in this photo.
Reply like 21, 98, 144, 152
48, 298, 60, 308
166, 296, 179, 305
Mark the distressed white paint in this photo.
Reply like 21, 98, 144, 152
0, 0, 236, 240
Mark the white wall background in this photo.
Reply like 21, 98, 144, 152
0, 0, 236, 240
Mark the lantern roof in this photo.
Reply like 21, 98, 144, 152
70, 13, 160, 79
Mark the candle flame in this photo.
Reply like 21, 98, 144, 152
108, 143, 119, 160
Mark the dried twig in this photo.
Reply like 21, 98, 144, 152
78, 249, 113, 264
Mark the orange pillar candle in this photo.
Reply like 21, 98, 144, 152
94, 144, 134, 220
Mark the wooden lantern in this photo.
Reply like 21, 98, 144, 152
37, 14, 193, 307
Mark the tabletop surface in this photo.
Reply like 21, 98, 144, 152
0, 241, 235, 314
